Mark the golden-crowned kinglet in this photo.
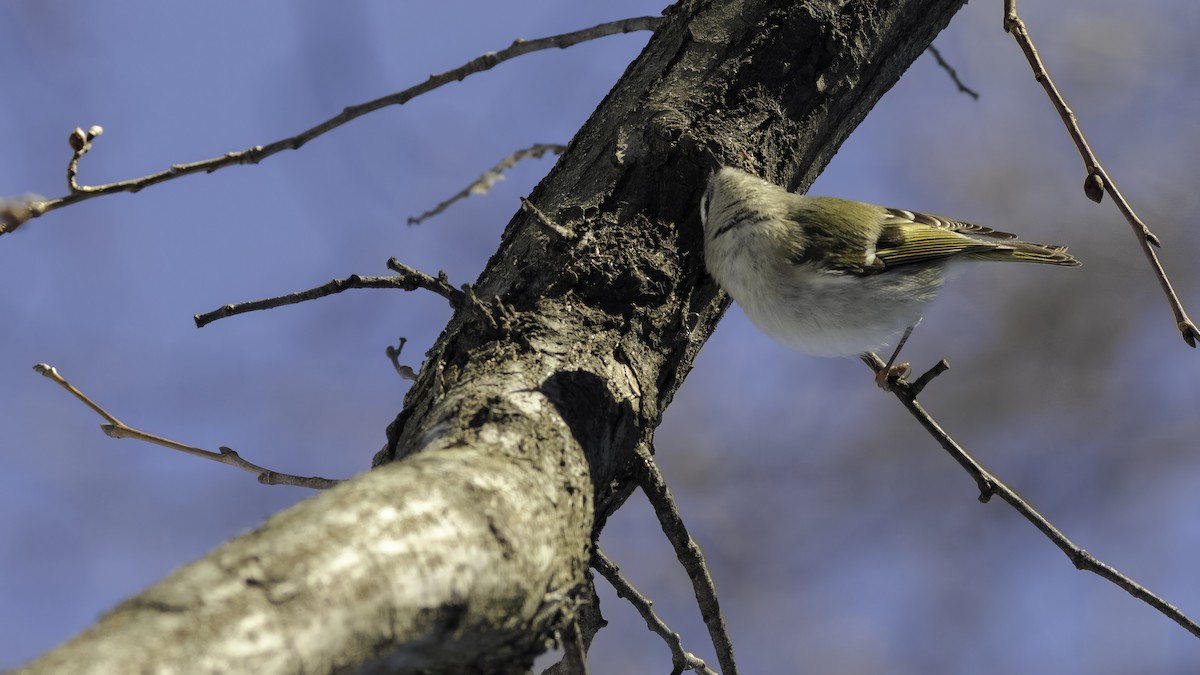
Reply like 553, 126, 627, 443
700, 166, 1079, 358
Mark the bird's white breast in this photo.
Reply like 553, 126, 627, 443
706, 225, 940, 356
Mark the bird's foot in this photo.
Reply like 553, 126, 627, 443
874, 361, 911, 389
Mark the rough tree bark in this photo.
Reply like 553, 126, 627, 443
16, 0, 967, 672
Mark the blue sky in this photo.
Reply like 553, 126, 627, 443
3, 1, 1200, 672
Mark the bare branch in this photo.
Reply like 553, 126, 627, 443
33, 363, 341, 489
559, 620, 591, 675
633, 444, 738, 675
65, 126, 105, 192
0, 16, 663, 236
860, 353, 1200, 638
1002, 1, 1199, 347
408, 143, 568, 225
541, 572, 606, 675
521, 197, 575, 239
386, 337, 419, 381
592, 548, 718, 675
194, 262, 462, 327
927, 45, 979, 99
385, 258, 465, 304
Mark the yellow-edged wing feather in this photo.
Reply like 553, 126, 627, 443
874, 208, 1078, 269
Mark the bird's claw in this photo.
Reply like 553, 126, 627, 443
874, 361, 911, 389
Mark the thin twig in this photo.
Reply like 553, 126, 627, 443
541, 572, 606, 675
521, 197, 574, 239
1003, 0, 1199, 347
927, 45, 979, 100
560, 618, 591, 675
0, 16, 663, 236
408, 143, 567, 225
907, 358, 950, 397
194, 262, 462, 327
458, 283, 522, 340
860, 353, 1200, 639
33, 363, 341, 489
592, 548, 718, 675
633, 444, 738, 675
66, 126, 105, 191
385, 258, 465, 304
386, 337, 418, 381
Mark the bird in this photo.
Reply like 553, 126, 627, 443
699, 166, 1079, 382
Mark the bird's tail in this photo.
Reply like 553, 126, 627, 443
967, 241, 1080, 266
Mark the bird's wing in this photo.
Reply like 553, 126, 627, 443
872, 207, 1013, 269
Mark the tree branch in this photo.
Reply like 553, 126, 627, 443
386, 337, 420, 382
1003, 0, 1199, 347
33, 364, 341, 489
633, 445, 736, 675
926, 45, 979, 99
540, 571, 605, 675
861, 354, 1200, 638
408, 143, 568, 225
0, 17, 663, 236
16, 1, 975, 671
592, 548, 718, 675
194, 260, 462, 327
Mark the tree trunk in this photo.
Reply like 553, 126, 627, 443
16, 0, 966, 672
